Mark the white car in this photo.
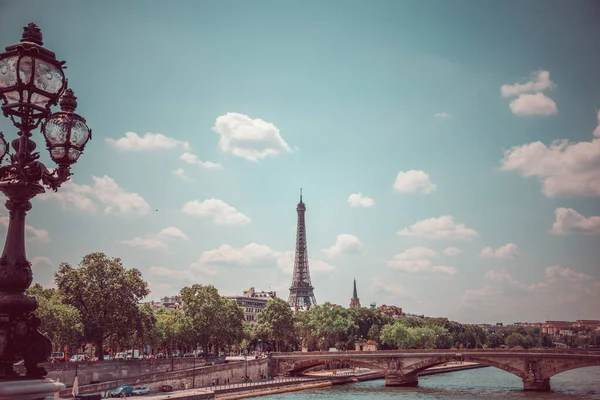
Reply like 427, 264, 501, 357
69, 354, 86, 362
132, 386, 150, 396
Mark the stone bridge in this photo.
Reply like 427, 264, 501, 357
268, 349, 600, 391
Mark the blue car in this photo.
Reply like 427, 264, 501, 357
110, 385, 133, 397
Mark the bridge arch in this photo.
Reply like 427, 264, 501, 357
543, 360, 600, 379
404, 356, 527, 380
287, 358, 382, 375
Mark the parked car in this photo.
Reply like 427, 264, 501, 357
49, 352, 69, 362
104, 355, 113, 361
69, 354, 87, 362
110, 385, 133, 397
158, 385, 172, 392
132, 387, 150, 396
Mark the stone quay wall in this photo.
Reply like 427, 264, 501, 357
57, 359, 269, 397
16, 357, 205, 387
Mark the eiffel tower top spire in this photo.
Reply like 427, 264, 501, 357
288, 189, 317, 310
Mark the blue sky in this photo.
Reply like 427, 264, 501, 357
1, 0, 599, 324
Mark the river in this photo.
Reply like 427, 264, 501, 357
263, 367, 600, 400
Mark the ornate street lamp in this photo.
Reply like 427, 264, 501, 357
0, 22, 92, 382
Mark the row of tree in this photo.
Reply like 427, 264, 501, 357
28, 252, 596, 359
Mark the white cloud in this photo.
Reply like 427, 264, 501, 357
434, 112, 452, 118
192, 243, 335, 276
120, 226, 188, 253
37, 176, 150, 216
551, 207, 600, 235
179, 152, 222, 169
393, 170, 436, 194
92, 176, 151, 216
387, 247, 456, 275
158, 227, 189, 241
181, 198, 250, 226
30, 256, 55, 287
442, 247, 461, 256
38, 180, 97, 212
460, 264, 600, 322
212, 112, 292, 162
433, 266, 458, 275
372, 277, 414, 300
172, 168, 192, 182
500, 113, 600, 197
545, 265, 592, 283
397, 216, 478, 240
106, 132, 191, 151
508, 93, 557, 116
594, 109, 600, 138
309, 259, 336, 273
500, 70, 555, 98
480, 243, 519, 259
148, 266, 194, 282
501, 71, 557, 116
393, 246, 438, 260
120, 237, 169, 252
196, 243, 279, 267
148, 282, 173, 299
322, 234, 363, 258
31, 256, 52, 269
348, 193, 375, 208
0, 215, 49, 243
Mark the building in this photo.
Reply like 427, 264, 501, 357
349, 279, 361, 308
227, 287, 277, 322
542, 321, 573, 335
355, 340, 377, 351
379, 305, 403, 319
144, 295, 183, 310
288, 189, 318, 310
573, 320, 600, 330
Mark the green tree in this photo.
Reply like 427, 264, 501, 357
55, 252, 149, 361
505, 332, 534, 348
305, 303, 357, 350
181, 284, 245, 353
216, 299, 245, 351
540, 334, 553, 348
486, 333, 503, 348
27, 283, 84, 353
381, 321, 412, 349
255, 298, 296, 351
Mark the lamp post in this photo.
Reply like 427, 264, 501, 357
0, 22, 92, 385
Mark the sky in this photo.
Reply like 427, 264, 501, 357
0, 0, 599, 325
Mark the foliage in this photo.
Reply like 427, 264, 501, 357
299, 303, 358, 350
505, 332, 534, 349
255, 298, 296, 351
180, 284, 245, 352
54, 252, 149, 360
27, 283, 84, 353
486, 333, 503, 348
381, 320, 451, 349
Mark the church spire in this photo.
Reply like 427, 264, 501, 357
350, 278, 361, 308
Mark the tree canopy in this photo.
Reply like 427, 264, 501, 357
54, 252, 149, 360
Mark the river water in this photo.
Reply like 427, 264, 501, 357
264, 367, 600, 400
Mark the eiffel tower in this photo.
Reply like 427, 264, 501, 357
288, 189, 317, 310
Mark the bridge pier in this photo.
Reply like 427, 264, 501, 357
523, 378, 550, 391
385, 373, 418, 387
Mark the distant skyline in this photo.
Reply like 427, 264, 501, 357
0, 0, 599, 324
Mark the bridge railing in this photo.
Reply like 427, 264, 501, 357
271, 348, 600, 356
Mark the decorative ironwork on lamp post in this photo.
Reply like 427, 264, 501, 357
0, 23, 92, 379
